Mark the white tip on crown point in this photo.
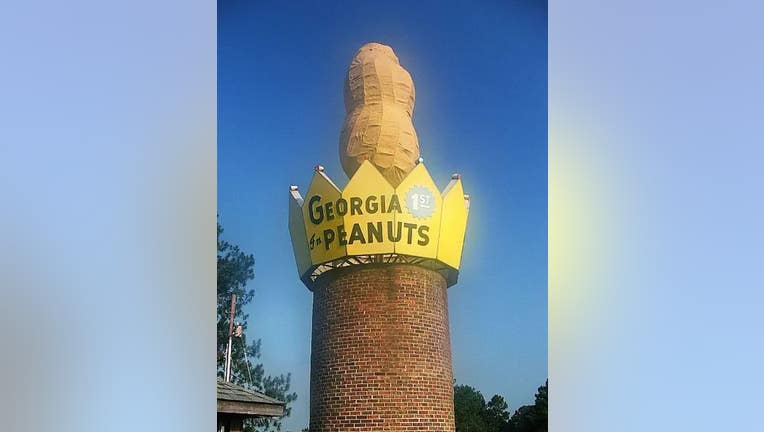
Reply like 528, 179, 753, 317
290, 185, 299, 191
314, 165, 325, 172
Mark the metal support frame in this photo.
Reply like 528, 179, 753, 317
301, 253, 458, 290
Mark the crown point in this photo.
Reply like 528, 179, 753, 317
464, 194, 470, 200
314, 165, 325, 172
290, 185, 299, 191
451, 173, 461, 180
416, 157, 424, 165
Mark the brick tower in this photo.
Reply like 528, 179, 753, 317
288, 43, 470, 432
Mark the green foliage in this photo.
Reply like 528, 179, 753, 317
454, 380, 548, 432
217, 223, 297, 432
217, 223, 258, 385
485, 395, 511, 432
454, 385, 508, 432
454, 385, 488, 432
534, 380, 547, 420
508, 380, 548, 432
251, 374, 298, 430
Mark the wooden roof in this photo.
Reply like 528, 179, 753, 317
217, 379, 285, 417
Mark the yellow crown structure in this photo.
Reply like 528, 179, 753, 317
289, 160, 470, 289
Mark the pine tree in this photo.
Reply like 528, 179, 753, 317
217, 223, 297, 431
508, 380, 548, 432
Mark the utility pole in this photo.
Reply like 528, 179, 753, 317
224, 293, 236, 382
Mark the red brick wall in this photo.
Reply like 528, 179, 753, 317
309, 264, 455, 432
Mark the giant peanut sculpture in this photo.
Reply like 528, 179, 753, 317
339, 42, 419, 186
290, 42, 470, 431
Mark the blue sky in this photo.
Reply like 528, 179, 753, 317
218, 1, 547, 429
